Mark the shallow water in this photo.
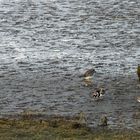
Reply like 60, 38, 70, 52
0, 0, 140, 130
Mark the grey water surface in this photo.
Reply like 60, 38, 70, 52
0, 0, 140, 130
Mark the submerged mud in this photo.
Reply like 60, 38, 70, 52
0, 0, 140, 130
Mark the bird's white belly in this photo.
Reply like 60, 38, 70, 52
84, 76, 92, 80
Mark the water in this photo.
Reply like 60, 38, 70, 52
0, 0, 140, 130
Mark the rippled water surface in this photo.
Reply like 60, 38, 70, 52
0, 0, 140, 130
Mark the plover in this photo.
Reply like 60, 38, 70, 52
137, 97, 140, 102
99, 116, 108, 126
83, 68, 96, 80
91, 88, 105, 99
137, 64, 140, 82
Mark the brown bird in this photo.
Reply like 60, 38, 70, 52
137, 64, 140, 82
99, 116, 108, 126
83, 68, 96, 80
137, 97, 140, 103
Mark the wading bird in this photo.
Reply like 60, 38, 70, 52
137, 64, 140, 82
81, 68, 96, 87
91, 88, 105, 99
99, 116, 108, 126
83, 68, 96, 80
137, 97, 140, 102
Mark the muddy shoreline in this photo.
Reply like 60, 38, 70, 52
0, 116, 139, 140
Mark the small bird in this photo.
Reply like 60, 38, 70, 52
78, 112, 87, 125
99, 116, 108, 126
83, 68, 96, 80
137, 97, 140, 102
91, 88, 105, 99
137, 65, 140, 82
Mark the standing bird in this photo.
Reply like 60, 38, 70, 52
82, 68, 96, 87
92, 88, 105, 98
137, 65, 140, 82
91, 88, 105, 99
99, 116, 108, 126
137, 97, 140, 102
83, 68, 96, 80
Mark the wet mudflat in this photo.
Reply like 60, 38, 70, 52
0, 0, 140, 130
0, 116, 140, 140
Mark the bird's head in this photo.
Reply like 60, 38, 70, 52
91, 68, 96, 73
